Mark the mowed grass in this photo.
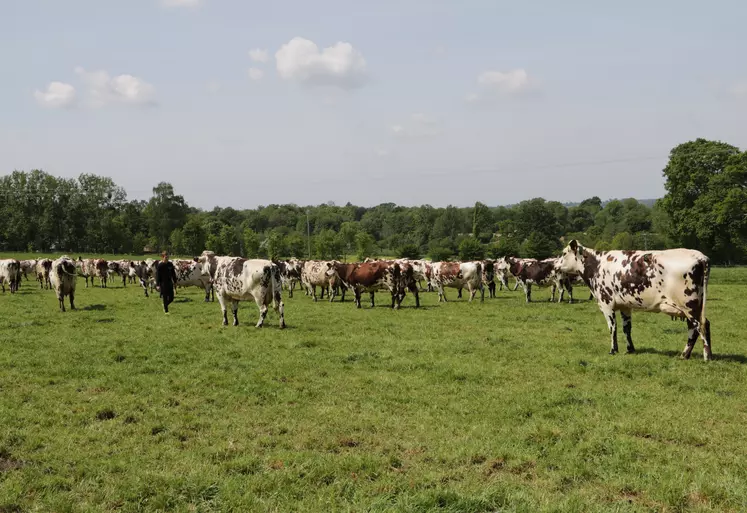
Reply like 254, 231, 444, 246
1, 262, 746, 513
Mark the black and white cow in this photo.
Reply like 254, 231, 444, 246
0, 259, 21, 293
200, 252, 285, 328
557, 240, 712, 360
505, 256, 573, 303
274, 259, 303, 298
36, 259, 53, 289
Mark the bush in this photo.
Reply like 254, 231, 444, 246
397, 243, 421, 260
489, 236, 520, 258
458, 237, 485, 261
521, 231, 558, 259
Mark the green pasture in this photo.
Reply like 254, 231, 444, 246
1, 260, 746, 512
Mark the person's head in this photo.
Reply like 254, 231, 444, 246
161, 251, 169, 262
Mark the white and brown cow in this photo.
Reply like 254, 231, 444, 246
107, 260, 133, 287
430, 261, 484, 302
326, 260, 403, 308
274, 259, 303, 298
50, 256, 77, 312
172, 258, 213, 302
128, 261, 152, 297
36, 258, 53, 289
505, 256, 573, 303
301, 260, 338, 301
76, 258, 108, 288
557, 240, 712, 360
0, 259, 21, 293
19, 259, 37, 281
494, 257, 511, 291
201, 252, 285, 328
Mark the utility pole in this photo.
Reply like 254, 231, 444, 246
306, 210, 311, 259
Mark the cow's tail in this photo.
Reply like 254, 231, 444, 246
700, 258, 710, 334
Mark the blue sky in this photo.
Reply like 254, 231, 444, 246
2, 0, 746, 209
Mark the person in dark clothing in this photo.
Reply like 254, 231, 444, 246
155, 251, 178, 313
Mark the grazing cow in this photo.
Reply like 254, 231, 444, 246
430, 261, 484, 302
19, 259, 37, 281
201, 252, 285, 328
301, 260, 338, 301
505, 257, 573, 303
274, 259, 303, 298
0, 259, 21, 293
327, 260, 402, 308
36, 259, 53, 289
172, 258, 213, 302
557, 240, 712, 360
50, 256, 77, 312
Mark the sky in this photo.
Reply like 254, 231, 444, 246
2, 0, 746, 210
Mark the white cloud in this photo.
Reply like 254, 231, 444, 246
467, 68, 535, 102
34, 81, 76, 108
248, 68, 264, 81
275, 37, 367, 89
161, 0, 200, 7
249, 49, 269, 63
206, 80, 221, 93
390, 113, 440, 138
75, 67, 156, 107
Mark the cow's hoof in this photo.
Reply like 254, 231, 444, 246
609, 350, 618, 356
279, 323, 286, 329
255, 324, 263, 329
222, 321, 228, 326
626, 349, 635, 354
233, 321, 239, 327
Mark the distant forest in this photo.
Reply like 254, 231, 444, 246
2, 139, 746, 264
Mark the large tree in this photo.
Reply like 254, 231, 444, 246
660, 139, 747, 262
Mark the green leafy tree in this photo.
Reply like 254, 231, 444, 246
169, 228, 186, 255
521, 231, 558, 259
182, 217, 206, 255
490, 236, 520, 258
285, 232, 306, 258
397, 243, 420, 260
219, 225, 240, 256
242, 228, 260, 258
458, 237, 485, 261
266, 230, 286, 260
610, 231, 634, 250
355, 232, 376, 261
315, 229, 343, 260
661, 139, 747, 262
143, 182, 189, 250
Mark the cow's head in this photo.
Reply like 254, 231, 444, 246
558, 239, 585, 275
324, 261, 336, 277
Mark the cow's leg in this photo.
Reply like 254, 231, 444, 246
231, 300, 240, 326
354, 289, 362, 308
457, 288, 462, 299
682, 319, 699, 359
437, 285, 446, 302
370, 291, 375, 308
69, 290, 75, 310
480, 282, 484, 302
588, 291, 594, 301
340, 286, 346, 303
513, 279, 521, 291
602, 307, 618, 355
549, 283, 556, 302
489, 281, 496, 298
409, 283, 420, 308
217, 294, 229, 326
59, 295, 65, 312
288, 281, 294, 298
311, 285, 318, 302
701, 318, 712, 361
620, 310, 635, 353
256, 300, 268, 328
566, 280, 574, 304
524, 282, 531, 303
272, 289, 286, 329
468, 285, 477, 302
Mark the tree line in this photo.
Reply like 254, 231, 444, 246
1, 139, 745, 264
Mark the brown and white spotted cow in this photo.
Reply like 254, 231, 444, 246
557, 240, 712, 360
494, 258, 511, 291
505, 257, 573, 303
76, 258, 108, 287
301, 260, 338, 301
107, 260, 133, 287
0, 259, 21, 293
19, 259, 37, 281
36, 258, 53, 289
326, 260, 403, 308
50, 256, 77, 312
128, 261, 152, 297
201, 252, 285, 328
274, 259, 303, 298
430, 261, 484, 302
172, 258, 213, 302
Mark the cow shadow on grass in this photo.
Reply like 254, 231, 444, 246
637, 347, 747, 364
82, 304, 106, 311
174, 297, 193, 303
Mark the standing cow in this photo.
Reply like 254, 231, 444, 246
36, 259, 53, 289
201, 251, 285, 328
0, 259, 21, 293
274, 259, 303, 298
172, 258, 213, 302
326, 260, 403, 308
430, 261, 484, 302
50, 256, 77, 312
301, 260, 338, 301
128, 261, 152, 297
19, 259, 37, 281
505, 256, 573, 303
556, 240, 712, 360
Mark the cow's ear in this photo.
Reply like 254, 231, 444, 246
569, 239, 578, 252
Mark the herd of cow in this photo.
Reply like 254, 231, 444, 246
0, 241, 713, 360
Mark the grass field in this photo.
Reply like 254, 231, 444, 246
1, 257, 746, 512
